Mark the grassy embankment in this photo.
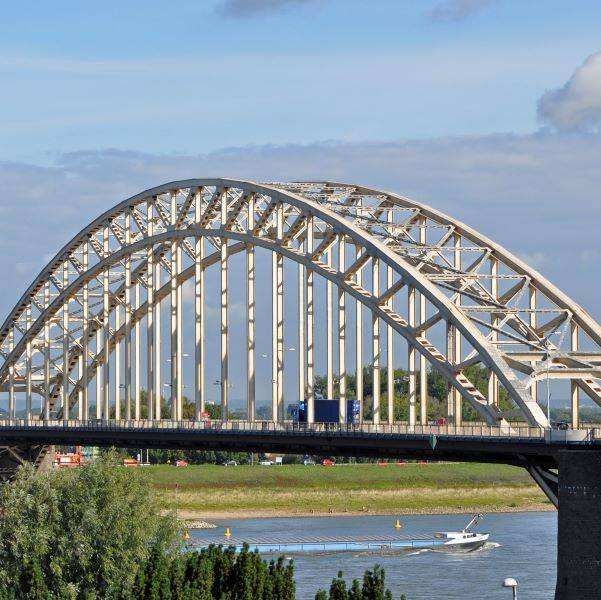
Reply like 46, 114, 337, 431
144, 462, 551, 519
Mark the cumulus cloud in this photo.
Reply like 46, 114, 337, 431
216, 0, 319, 18
538, 52, 601, 132
427, 0, 496, 23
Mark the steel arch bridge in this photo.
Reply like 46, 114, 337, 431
1, 178, 601, 434
1, 177, 601, 600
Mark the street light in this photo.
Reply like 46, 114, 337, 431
166, 354, 190, 362
502, 578, 518, 599
213, 380, 233, 389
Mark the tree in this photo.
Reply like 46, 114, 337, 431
329, 571, 349, 600
315, 566, 398, 600
0, 453, 178, 599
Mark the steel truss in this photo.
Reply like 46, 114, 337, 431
0, 178, 599, 439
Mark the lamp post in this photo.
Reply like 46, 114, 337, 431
502, 577, 518, 599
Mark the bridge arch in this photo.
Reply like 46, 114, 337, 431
0, 179, 599, 428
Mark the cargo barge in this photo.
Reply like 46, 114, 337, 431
190, 515, 489, 554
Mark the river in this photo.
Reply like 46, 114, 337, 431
192, 511, 556, 599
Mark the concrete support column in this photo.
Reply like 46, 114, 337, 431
95, 328, 102, 420
194, 193, 205, 420
154, 262, 162, 420
448, 233, 462, 426
124, 210, 132, 421
43, 281, 51, 421
25, 306, 32, 422
408, 286, 417, 427
102, 226, 110, 420
272, 251, 278, 420
305, 215, 315, 423
276, 203, 284, 420
134, 283, 141, 420
77, 354, 83, 420
372, 257, 380, 424
170, 193, 182, 421
387, 262, 394, 425
419, 218, 428, 424
8, 330, 14, 421
114, 304, 121, 419
146, 199, 155, 420
555, 451, 601, 600
338, 237, 346, 423
446, 322, 456, 425
571, 323, 580, 429
62, 261, 70, 423
356, 244, 364, 422
488, 257, 499, 406
326, 247, 334, 399
81, 242, 89, 420
530, 286, 538, 405
298, 251, 306, 407
220, 190, 229, 421
247, 195, 256, 421
271, 204, 284, 422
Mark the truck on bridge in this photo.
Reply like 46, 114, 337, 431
288, 399, 360, 424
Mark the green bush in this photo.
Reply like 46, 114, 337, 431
0, 456, 405, 599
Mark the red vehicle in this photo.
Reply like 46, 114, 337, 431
322, 459, 335, 466
436, 418, 447, 426
175, 460, 188, 468
55, 446, 84, 468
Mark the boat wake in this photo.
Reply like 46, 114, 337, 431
480, 542, 501, 551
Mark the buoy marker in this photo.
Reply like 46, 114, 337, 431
224, 527, 232, 538
394, 519, 403, 529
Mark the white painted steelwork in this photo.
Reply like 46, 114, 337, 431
0, 179, 599, 430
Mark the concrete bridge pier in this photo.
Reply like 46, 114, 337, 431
555, 450, 601, 600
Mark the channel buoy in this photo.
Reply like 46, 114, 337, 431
394, 519, 403, 530
224, 527, 232, 538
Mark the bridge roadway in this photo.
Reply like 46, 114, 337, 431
0, 418, 596, 473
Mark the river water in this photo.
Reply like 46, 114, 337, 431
192, 511, 556, 599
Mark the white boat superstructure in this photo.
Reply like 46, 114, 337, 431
434, 514, 490, 552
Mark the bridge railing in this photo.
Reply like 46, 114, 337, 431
0, 418, 569, 439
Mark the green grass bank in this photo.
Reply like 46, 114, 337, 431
145, 462, 551, 519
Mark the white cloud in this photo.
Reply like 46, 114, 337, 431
538, 52, 601, 132
427, 0, 496, 23
1, 133, 600, 324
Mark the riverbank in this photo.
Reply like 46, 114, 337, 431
145, 462, 552, 519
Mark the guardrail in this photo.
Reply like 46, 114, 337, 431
0, 418, 596, 441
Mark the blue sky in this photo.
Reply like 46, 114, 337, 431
2, 0, 601, 161
1, 0, 601, 408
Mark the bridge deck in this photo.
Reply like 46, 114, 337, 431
0, 420, 598, 468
